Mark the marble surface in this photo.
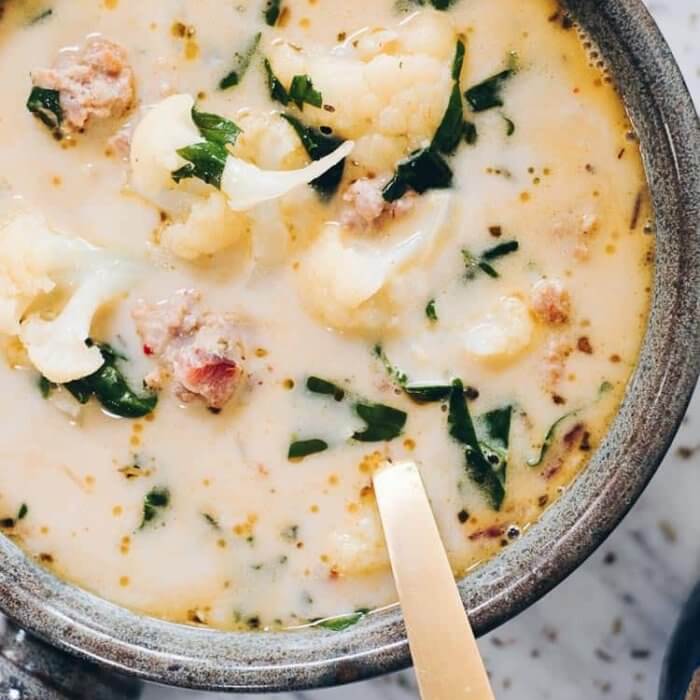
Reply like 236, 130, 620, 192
144, 3, 700, 699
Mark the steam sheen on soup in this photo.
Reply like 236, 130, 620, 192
0, 0, 652, 631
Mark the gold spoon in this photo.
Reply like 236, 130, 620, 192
373, 460, 496, 700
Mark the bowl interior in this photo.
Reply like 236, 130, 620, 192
0, 0, 698, 692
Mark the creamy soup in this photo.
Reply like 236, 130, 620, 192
0, 0, 652, 631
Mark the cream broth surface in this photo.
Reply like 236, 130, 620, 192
0, 0, 652, 630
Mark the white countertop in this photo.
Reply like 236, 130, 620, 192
144, 3, 700, 698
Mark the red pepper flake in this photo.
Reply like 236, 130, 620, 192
468, 524, 505, 541
143, 344, 154, 356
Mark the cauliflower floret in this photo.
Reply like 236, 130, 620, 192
130, 94, 202, 200
464, 296, 534, 362
298, 191, 451, 331
327, 512, 389, 577
163, 192, 250, 261
130, 94, 353, 227
20, 263, 135, 383
233, 112, 307, 170
266, 11, 454, 143
0, 212, 136, 383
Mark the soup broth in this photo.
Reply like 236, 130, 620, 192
0, 0, 652, 630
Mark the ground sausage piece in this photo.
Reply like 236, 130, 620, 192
132, 292, 245, 411
530, 278, 571, 325
341, 177, 415, 230
31, 37, 136, 132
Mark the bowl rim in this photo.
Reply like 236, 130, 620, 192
0, 0, 698, 692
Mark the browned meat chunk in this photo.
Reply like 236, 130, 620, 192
132, 291, 245, 411
530, 278, 571, 325
340, 177, 415, 230
31, 37, 136, 132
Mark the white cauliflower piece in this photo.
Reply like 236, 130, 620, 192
130, 94, 354, 211
464, 296, 534, 362
221, 140, 353, 211
328, 513, 389, 576
20, 263, 135, 383
163, 192, 249, 261
0, 212, 136, 383
266, 11, 454, 142
130, 94, 202, 199
233, 112, 307, 170
299, 192, 451, 331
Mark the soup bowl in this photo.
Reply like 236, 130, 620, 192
0, 0, 698, 693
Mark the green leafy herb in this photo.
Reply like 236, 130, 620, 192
404, 384, 452, 403
26, 86, 63, 136
462, 249, 498, 279
281, 113, 346, 197
462, 240, 519, 280
481, 406, 512, 449
373, 344, 408, 386
17, 504, 28, 520
173, 141, 228, 188
171, 106, 241, 188
289, 74, 323, 110
353, 403, 407, 442
465, 69, 515, 112
503, 115, 515, 136
63, 342, 157, 419
219, 33, 261, 90
140, 487, 170, 529
264, 0, 283, 26
288, 439, 329, 459
463, 120, 478, 145
28, 8, 53, 25
432, 83, 464, 156
448, 380, 505, 510
191, 106, 241, 146
382, 147, 453, 202
396, 0, 459, 11
598, 380, 614, 396
313, 609, 369, 631
425, 299, 438, 322
38, 375, 54, 399
306, 376, 345, 401
482, 239, 519, 260
264, 59, 289, 105
202, 513, 220, 529
452, 38, 466, 81
528, 412, 577, 467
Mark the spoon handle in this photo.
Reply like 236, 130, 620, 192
374, 461, 495, 700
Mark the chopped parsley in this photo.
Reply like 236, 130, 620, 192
306, 376, 345, 401
382, 147, 453, 202
373, 344, 408, 386
503, 115, 516, 136
58, 342, 158, 419
404, 384, 453, 403
28, 8, 53, 25
352, 402, 407, 442
288, 439, 329, 460
425, 299, 438, 322
462, 239, 519, 279
465, 63, 516, 112
281, 113, 346, 197
17, 503, 28, 520
26, 86, 63, 137
139, 487, 170, 529
312, 609, 369, 631
219, 33, 261, 90
432, 83, 465, 156
463, 120, 478, 145
448, 380, 506, 510
171, 106, 241, 188
288, 74, 323, 110
264, 58, 290, 105
202, 513, 221, 529
528, 412, 578, 467
264, 0, 283, 26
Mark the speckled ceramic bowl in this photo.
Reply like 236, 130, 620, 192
0, 0, 698, 693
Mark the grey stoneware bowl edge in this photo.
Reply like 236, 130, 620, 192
0, 0, 698, 692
